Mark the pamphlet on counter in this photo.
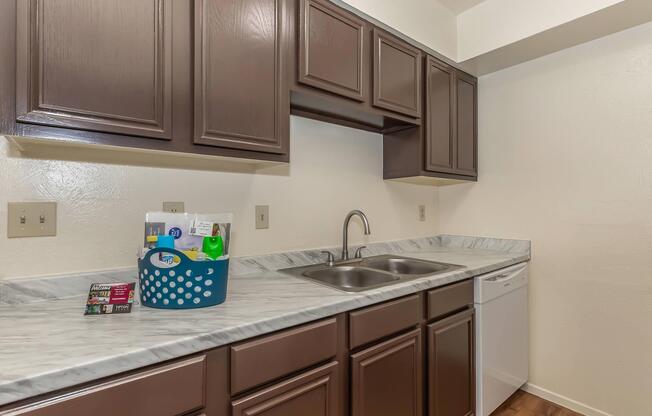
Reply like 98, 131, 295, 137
84, 282, 136, 315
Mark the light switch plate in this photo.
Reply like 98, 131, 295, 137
162, 201, 185, 213
418, 205, 426, 222
255, 205, 269, 229
7, 202, 57, 238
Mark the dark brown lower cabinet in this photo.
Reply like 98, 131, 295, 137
0, 356, 207, 416
427, 308, 475, 416
232, 361, 340, 416
351, 328, 423, 416
0, 283, 478, 416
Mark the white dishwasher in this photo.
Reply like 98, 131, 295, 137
475, 262, 529, 416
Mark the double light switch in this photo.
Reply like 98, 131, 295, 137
7, 202, 57, 238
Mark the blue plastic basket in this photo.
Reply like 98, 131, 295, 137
138, 247, 229, 309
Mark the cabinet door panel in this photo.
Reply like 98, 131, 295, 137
425, 57, 455, 174
428, 308, 475, 416
194, 0, 289, 154
351, 329, 423, 416
455, 72, 477, 176
16, 0, 173, 139
299, 0, 366, 101
373, 28, 422, 118
232, 362, 339, 416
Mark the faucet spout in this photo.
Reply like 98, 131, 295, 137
342, 210, 371, 260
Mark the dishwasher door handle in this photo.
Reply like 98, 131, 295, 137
483, 265, 527, 283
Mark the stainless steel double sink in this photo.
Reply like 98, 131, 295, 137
280, 254, 463, 292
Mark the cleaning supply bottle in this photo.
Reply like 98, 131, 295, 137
202, 236, 223, 260
156, 235, 175, 249
156, 235, 178, 264
146, 235, 158, 249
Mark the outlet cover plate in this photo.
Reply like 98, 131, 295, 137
7, 202, 57, 238
162, 201, 185, 213
255, 205, 269, 229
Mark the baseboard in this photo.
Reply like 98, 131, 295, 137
522, 383, 614, 416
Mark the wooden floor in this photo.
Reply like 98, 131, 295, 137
491, 390, 584, 416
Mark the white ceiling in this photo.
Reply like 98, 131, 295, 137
437, 0, 486, 14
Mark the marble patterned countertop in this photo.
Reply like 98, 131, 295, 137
0, 235, 530, 407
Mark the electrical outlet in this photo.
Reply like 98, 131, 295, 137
255, 205, 269, 229
162, 201, 185, 213
418, 205, 426, 222
7, 202, 57, 238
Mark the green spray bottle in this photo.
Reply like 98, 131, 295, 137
202, 235, 224, 259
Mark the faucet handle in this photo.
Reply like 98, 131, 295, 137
321, 251, 336, 266
354, 246, 367, 259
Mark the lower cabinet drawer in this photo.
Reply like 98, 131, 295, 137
2, 356, 206, 416
232, 361, 340, 416
427, 279, 473, 321
350, 328, 423, 416
349, 294, 422, 349
231, 318, 338, 395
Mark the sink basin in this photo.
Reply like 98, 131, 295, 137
361, 257, 452, 276
280, 254, 463, 293
304, 266, 399, 292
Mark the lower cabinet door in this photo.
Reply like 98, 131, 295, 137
427, 308, 475, 416
351, 328, 423, 416
232, 361, 339, 416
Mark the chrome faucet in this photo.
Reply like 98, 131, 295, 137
341, 210, 371, 260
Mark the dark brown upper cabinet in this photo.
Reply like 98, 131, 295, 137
351, 329, 423, 416
5, 0, 289, 164
299, 0, 367, 102
15, 0, 173, 140
383, 56, 478, 184
289, 0, 422, 134
454, 71, 478, 177
3, 0, 478, 172
372, 28, 422, 119
427, 308, 475, 416
425, 57, 455, 174
194, 0, 289, 155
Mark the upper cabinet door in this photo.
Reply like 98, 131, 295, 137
425, 57, 455, 174
372, 28, 422, 119
194, 0, 289, 155
299, 0, 366, 101
15, 0, 173, 140
454, 71, 477, 177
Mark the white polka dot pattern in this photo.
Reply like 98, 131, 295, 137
139, 258, 228, 309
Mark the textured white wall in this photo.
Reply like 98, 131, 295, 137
0, 116, 439, 279
438, 22, 652, 415
342, 0, 457, 59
